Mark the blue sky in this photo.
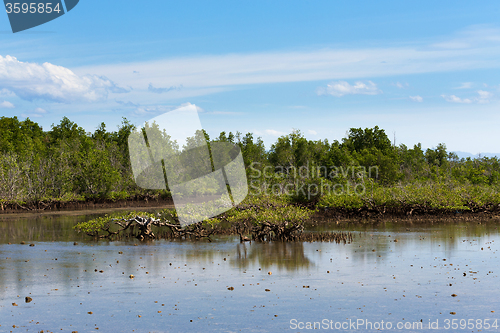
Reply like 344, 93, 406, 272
1, 1, 500, 153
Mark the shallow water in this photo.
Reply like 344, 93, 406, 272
1, 213, 500, 332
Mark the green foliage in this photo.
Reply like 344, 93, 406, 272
0, 116, 164, 202
1, 116, 500, 214
74, 215, 113, 235
318, 182, 500, 211
342, 125, 392, 153
318, 192, 364, 209
73, 207, 224, 237
225, 205, 312, 226
74, 210, 159, 235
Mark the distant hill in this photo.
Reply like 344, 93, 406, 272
452, 151, 500, 159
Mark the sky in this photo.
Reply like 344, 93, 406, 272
1, 1, 500, 153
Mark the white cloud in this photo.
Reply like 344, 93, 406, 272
0, 55, 129, 103
308, 130, 318, 135
477, 90, 493, 99
317, 81, 381, 97
73, 26, 500, 99
2, 25, 498, 108
409, 95, 423, 102
0, 100, 14, 108
133, 102, 204, 116
394, 82, 408, 89
431, 25, 500, 50
441, 94, 473, 104
456, 82, 473, 89
0, 88, 15, 97
442, 90, 494, 104
148, 83, 182, 94
477, 90, 493, 103
115, 100, 138, 107
21, 107, 48, 118
134, 105, 173, 116
265, 129, 286, 136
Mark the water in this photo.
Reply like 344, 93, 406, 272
1, 212, 500, 332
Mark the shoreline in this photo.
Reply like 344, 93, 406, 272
316, 204, 500, 220
2, 197, 500, 223
0, 197, 174, 217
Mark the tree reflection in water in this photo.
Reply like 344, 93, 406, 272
233, 241, 312, 270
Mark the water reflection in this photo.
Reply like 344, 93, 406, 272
1, 213, 500, 268
232, 242, 312, 270
1, 212, 500, 332
0, 213, 100, 243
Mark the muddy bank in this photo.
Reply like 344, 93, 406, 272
312, 203, 500, 222
4, 196, 500, 226
0, 196, 174, 215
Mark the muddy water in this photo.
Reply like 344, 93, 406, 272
1, 213, 500, 332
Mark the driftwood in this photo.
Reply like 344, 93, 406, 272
251, 221, 304, 242
87, 215, 216, 241
233, 220, 305, 242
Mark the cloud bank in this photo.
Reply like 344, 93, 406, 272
442, 90, 494, 104
73, 26, 500, 96
148, 83, 181, 94
0, 55, 128, 103
21, 107, 47, 118
0, 100, 14, 108
317, 81, 381, 97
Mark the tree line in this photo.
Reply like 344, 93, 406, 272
0, 116, 498, 203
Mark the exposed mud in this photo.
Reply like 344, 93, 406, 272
0, 196, 174, 218
314, 204, 500, 222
